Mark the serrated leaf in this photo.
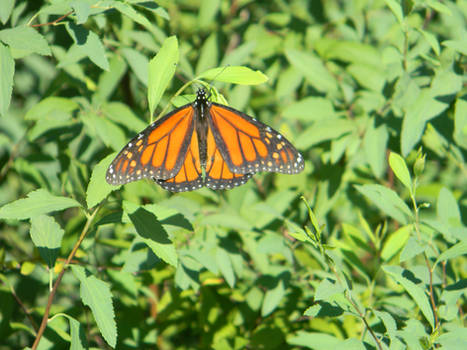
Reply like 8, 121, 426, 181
389, 152, 413, 192
0, 25, 51, 58
0, 189, 81, 220
0, 43, 14, 116
30, 215, 64, 268
148, 35, 178, 116
124, 201, 178, 266
383, 265, 435, 329
86, 154, 120, 209
66, 22, 109, 70
198, 66, 268, 85
72, 266, 117, 347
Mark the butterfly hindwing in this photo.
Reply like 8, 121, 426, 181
156, 125, 204, 192
205, 126, 254, 190
106, 104, 194, 185
207, 103, 304, 176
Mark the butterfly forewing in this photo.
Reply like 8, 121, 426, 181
106, 105, 194, 185
207, 103, 304, 175
156, 126, 204, 192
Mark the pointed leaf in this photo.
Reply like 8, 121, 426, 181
148, 35, 178, 116
0, 189, 81, 220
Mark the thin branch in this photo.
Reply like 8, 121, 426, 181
29, 11, 74, 27
31, 205, 101, 350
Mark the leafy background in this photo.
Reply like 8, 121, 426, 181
0, 0, 466, 349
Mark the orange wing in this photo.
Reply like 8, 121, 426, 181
156, 127, 203, 192
205, 126, 253, 190
106, 105, 194, 185
207, 103, 304, 175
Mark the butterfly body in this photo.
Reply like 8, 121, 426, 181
106, 89, 304, 192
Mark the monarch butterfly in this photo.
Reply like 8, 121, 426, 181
106, 89, 304, 192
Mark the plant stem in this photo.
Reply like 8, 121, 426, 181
31, 205, 101, 350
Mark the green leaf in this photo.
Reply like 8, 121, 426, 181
401, 70, 462, 156
418, 29, 440, 56
0, 25, 51, 58
442, 38, 467, 55
434, 241, 467, 269
399, 236, 425, 262
124, 201, 178, 266
72, 266, 117, 348
86, 112, 126, 151
288, 331, 341, 348
197, 66, 268, 85
195, 32, 218, 75
121, 47, 149, 86
453, 97, 467, 149
296, 118, 354, 149
282, 97, 335, 122
216, 247, 235, 288
66, 22, 109, 71
363, 122, 388, 178
148, 35, 178, 116
261, 278, 285, 317
220, 42, 256, 66
383, 265, 435, 329
29, 215, 64, 268
315, 278, 345, 301
0, 0, 14, 24
70, 0, 91, 24
198, 0, 221, 30
389, 152, 413, 192
101, 102, 147, 133
384, 0, 404, 24
94, 55, 127, 103
86, 154, 120, 209
25, 96, 79, 120
381, 225, 412, 261
437, 187, 461, 227
0, 189, 81, 220
0, 43, 14, 116
285, 49, 338, 94
347, 63, 386, 92
55, 313, 87, 350
355, 184, 412, 224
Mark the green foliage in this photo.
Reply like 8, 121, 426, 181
0, 0, 466, 349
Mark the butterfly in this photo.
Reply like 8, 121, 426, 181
106, 89, 304, 192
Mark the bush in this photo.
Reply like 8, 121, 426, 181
0, 1, 465, 349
